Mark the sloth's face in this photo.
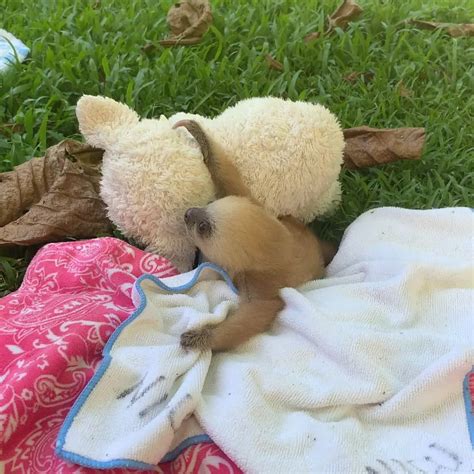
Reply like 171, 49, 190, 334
184, 206, 215, 239
184, 196, 288, 273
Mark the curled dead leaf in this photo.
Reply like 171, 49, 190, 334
343, 71, 374, 83
159, 0, 213, 47
64, 139, 104, 174
265, 54, 284, 71
327, 0, 363, 33
141, 42, 157, 54
397, 81, 413, 98
159, 37, 203, 47
0, 123, 24, 137
342, 127, 426, 169
409, 20, 474, 38
304, 32, 321, 43
344, 71, 360, 83
0, 140, 112, 246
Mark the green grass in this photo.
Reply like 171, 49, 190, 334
1, 0, 473, 295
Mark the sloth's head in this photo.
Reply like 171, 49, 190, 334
184, 196, 289, 273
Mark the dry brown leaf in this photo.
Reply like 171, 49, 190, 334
327, 0, 363, 32
159, 0, 213, 47
141, 42, 157, 54
0, 123, 24, 137
0, 140, 112, 246
265, 54, 284, 71
160, 37, 203, 47
397, 81, 413, 97
343, 71, 374, 83
304, 32, 321, 43
410, 20, 474, 37
344, 71, 360, 83
342, 127, 425, 169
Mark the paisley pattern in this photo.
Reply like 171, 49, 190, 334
0, 237, 241, 474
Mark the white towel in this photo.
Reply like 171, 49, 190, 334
0, 29, 29, 72
57, 207, 474, 473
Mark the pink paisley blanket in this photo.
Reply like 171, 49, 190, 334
0, 237, 240, 474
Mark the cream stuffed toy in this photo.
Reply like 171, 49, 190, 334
76, 96, 345, 271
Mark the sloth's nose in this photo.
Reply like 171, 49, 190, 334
184, 208, 195, 223
184, 207, 206, 224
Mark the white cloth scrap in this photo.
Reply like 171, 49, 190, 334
0, 29, 29, 71
57, 207, 474, 473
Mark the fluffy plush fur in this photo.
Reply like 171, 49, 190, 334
177, 120, 334, 351
76, 95, 344, 271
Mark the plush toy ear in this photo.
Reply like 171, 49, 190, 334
76, 95, 140, 149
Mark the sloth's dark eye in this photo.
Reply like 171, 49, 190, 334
198, 220, 211, 236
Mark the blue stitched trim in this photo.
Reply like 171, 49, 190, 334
161, 434, 213, 463
56, 262, 235, 470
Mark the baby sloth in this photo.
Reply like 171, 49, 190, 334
173, 120, 336, 352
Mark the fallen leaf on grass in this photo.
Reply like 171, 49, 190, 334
159, 37, 203, 47
0, 123, 24, 137
159, 0, 213, 47
141, 42, 157, 54
304, 32, 321, 43
327, 0, 363, 32
342, 127, 425, 169
303, 0, 362, 42
343, 71, 374, 83
344, 71, 360, 83
265, 54, 284, 71
0, 140, 112, 246
410, 20, 474, 37
397, 81, 413, 97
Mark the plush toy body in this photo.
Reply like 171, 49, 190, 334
76, 96, 344, 271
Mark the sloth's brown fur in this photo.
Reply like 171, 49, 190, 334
174, 119, 336, 352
